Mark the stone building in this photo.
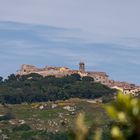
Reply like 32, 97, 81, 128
16, 62, 109, 84
17, 65, 71, 78
87, 71, 110, 85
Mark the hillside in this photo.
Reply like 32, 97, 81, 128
0, 73, 116, 104
0, 73, 116, 139
0, 99, 111, 140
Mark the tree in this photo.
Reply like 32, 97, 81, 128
69, 74, 81, 81
7, 74, 17, 82
82, 76, 94, 82
0, 76, 3, 83
0, 73, 115, 104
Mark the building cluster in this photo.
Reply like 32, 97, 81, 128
16, 62, 140, 96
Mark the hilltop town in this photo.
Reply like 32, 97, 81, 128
16, 62, 140, 96
0, 62, 140, 140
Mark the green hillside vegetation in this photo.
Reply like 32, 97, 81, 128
0, 73, 116, 104
0, 99, 110, 140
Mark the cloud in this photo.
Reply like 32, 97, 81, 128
0, 0, 140, 84
0, 21, 140, 84
0, 1, 140, 42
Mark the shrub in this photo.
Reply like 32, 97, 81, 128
13, 124, 31, 131
71, 91, 140, 140
0, 112, 15, 121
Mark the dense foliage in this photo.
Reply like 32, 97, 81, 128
0, 73, 115, 104
105, 92, 140, 140
71, 92, 140, 140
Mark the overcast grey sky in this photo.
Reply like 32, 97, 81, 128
0, 0, 140, 84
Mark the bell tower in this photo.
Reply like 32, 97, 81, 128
79, 61, 85, 72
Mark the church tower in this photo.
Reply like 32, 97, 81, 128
79, 61, 85, 72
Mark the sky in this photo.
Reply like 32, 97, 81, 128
0, 0, 140, 84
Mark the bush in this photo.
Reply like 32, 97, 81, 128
71, 91, 140, 140
0, 112, 15, 121
13, 124, 31, 131
105, 91, 140, 140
